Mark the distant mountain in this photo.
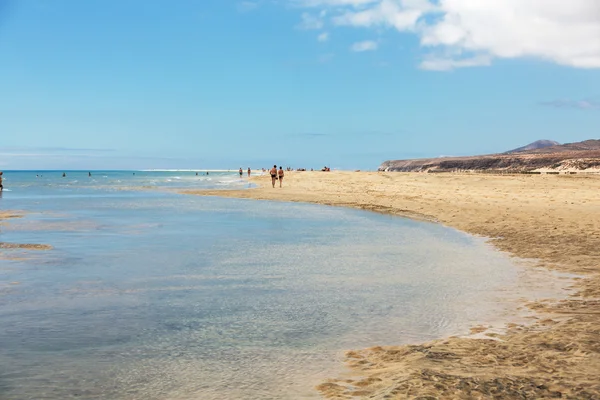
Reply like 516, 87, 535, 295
528, 139, 600, 153
379, 139, 600, 172
505, 140, 560, 154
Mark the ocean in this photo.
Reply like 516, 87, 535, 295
0, 170, 554, 399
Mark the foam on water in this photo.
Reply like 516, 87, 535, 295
0, 170, 254, 198
0, 172, 572, 399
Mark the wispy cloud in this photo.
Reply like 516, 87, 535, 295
0, 146, 116, 154
351, 40, 378, 52
236, 1, 260, 12
289, 132, 331, 137
289, 130, 399, 138
420, 55, 492, 71
297, 11, 327, 30
540, 99, 600, 110
317, 32, 329, 42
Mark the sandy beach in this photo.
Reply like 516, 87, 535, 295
184, 171, 600, 399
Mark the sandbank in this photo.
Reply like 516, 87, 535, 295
183, 171, 600, 399
0, 211, 53, 259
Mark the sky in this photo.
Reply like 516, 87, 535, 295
0, 0, 599, 170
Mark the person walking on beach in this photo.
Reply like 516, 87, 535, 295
278, 166, 284, 188
269, 165, 277, 188
247, 167, 251, 177
239, 167, 243, 178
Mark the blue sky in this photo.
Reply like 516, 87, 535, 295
1, 0, 599, 170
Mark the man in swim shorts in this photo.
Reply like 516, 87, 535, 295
239, 167, 243, 178
278, 166, 284, 188
269, 165, 277, 188
0, 171, 3, 191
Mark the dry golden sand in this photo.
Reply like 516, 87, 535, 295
184, 171, 600, 399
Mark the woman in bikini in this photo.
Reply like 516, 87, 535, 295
277, 166, 284, 188
270, 165, 277, 188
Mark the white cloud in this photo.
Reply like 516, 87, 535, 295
294, 0, 379, 6
290, 0, 600, 70
317, 32, 329, 42
237, 1, 260, 12
420, 54, 492, 71
297, 12, 325, 29
540, 99, 600, 110
351, 40, 378, 52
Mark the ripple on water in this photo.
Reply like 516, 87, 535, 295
0, 196, 573, 399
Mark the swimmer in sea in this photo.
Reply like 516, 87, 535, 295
277, 166, 284, 188
0, 171, 3, 191
269, 165, 277, 188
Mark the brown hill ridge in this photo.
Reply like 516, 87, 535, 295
504, 139, 560, 153
379, 139, 600, 173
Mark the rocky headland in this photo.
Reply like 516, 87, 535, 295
379, 139, 600, 173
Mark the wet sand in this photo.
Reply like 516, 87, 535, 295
183, 171, 600, 399
0, 211, 53, 259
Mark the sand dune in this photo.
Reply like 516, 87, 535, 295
184, 171, 600, 399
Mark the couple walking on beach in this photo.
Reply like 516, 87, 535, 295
270, 165, 284, 188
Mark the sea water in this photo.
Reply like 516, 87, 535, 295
0, 171, 562, 399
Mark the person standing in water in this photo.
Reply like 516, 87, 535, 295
0, 171, 3, 191
239, 167, 243, 178
247, 167, 251, 177
278, 166, 284, 188
62, 172, 66, 177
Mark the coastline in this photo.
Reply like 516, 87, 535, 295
183, 171, 600, 398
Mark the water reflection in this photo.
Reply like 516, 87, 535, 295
0, 195, 568, 399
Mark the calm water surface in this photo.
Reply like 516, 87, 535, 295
0, 171, 548, 399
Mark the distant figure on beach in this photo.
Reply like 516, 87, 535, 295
278, 166, 284, 188
206, 171, 209, 175
0, 171, 3, 191
270, 165, 277, 188
196, 172, 198, 176
62, 172, 66, 177
88, 172, 91, 177
247, 167, 251, 177
239, 167, 243, 178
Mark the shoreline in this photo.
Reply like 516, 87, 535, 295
183, 171, 600, 398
